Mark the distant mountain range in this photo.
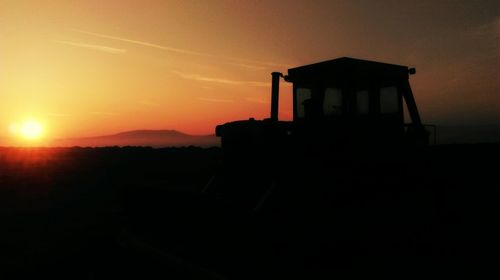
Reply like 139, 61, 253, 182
1, 124, 499, 148
51, 124, 498, 147
434, 124, 500, 145
50, 130, 219, 148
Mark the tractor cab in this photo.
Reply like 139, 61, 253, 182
286, 57, 428, 147
216, 57, 429, 166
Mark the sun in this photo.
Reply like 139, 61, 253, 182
10, 120, 44, 140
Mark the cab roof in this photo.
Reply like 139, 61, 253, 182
286, 57, 411, 84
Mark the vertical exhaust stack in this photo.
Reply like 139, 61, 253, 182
270, 72, 283, 121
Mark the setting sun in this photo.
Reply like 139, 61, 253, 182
9, 120, 44, 140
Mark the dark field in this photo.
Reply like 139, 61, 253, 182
0, 145, 497, 279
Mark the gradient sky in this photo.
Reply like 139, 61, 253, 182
0, 0, 498, 144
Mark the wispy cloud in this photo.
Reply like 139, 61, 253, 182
223, 56, 291, 68
70, 29, 290, 69
245, 97, 269, 104
71, 29, 208, 56
138, 100, 160, 107
172, 71, 268, 87
197, 97, 234, 103
54, 40, 126, 54
90, 111, 118, 116
46, 113, 71, 117
467, 17, 500, 39
464, 17, 500, 58
227, 62, 266, 71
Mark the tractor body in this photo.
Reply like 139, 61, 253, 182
216, 57, 429, 168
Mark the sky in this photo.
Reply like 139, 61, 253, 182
0, 0, 498, 145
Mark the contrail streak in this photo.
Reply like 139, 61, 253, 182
71, 29, 208, 56
70, 29, 290, 68
172, 71, 268, 87
53, 40, 126, 54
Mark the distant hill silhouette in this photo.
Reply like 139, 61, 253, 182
50, 130, 219, 148
1, 125, 499, 147
436, 124, 500, 144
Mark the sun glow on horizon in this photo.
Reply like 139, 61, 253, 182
9, 120, 45, 140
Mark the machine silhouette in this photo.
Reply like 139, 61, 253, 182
119, 58, 468, 279
132, 58, 445, 278
205, 57, 435, 207
216, 57, 431, 167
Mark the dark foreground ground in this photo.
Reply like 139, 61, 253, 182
0, 145, 497, 279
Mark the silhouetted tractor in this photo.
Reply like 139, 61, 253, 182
120, 58, 440, 279
216, 57, 431, 170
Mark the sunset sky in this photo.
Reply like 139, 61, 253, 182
0, 0, 498, 145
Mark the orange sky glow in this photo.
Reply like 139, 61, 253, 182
0, 0, 498, 146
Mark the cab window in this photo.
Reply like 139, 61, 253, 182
296, 88, 312, 118
323, 88, 343, 116
380, 86, 399, 113
356, 90, 370, 114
